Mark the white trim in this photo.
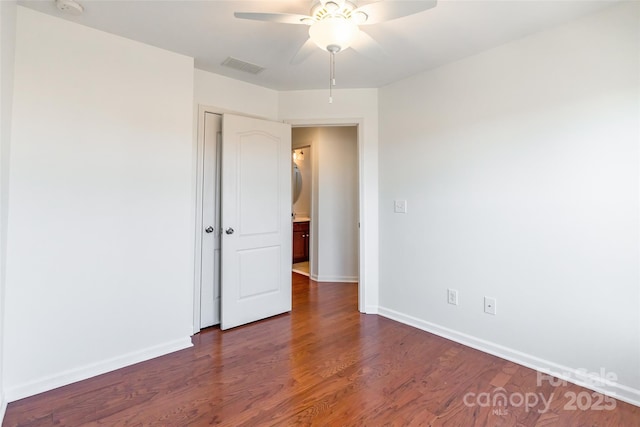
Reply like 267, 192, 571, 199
314, 275, 358, 283
364, 305, 379, 315
4, 338, 192, 403
192, 105, 206, 334
378, 306, 640, 408
284, 118, 366, 314
0, 393, 6, 424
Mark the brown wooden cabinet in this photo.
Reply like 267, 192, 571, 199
292, 221, 310, 263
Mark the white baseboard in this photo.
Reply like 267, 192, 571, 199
5, 337, 192, 402
378, 306, 640, 408
0, 392, 7, 425
364, 305, 379, 314
314, 275, 358, 283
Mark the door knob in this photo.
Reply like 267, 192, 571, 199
205, 226, 214, 233
225, 227, 235, 235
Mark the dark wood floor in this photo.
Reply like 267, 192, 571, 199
4, 273, 639, 426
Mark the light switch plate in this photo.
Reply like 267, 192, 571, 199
394, 200, 407, 213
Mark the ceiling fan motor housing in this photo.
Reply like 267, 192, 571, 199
312, 1, 357, 21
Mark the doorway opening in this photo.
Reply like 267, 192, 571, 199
292, 145, 311, 277
291, 126, 359, 284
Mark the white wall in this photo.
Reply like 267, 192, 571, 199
378, 2, 640, 405
0, 0, 17, 417
194, 68, 278, 121
292, 126, 359, 282
279, 89, 379, 312
4, 7, 195, 400
316, 126, 358, 282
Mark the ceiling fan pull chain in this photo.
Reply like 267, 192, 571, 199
331, 50, 336, 86
329, 51, 334, 103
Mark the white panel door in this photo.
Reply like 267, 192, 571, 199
200, 112, 222, 328
221, 114, 292, 330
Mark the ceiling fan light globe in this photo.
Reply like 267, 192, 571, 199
309, 17, 359, 52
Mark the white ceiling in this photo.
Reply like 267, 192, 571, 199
20, 0, 616, 91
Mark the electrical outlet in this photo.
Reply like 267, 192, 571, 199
447, 289, 458, 305
484, 297, 496, 315
394, 200, 407, 214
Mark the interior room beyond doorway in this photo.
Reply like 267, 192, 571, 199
291, 126, 359, 284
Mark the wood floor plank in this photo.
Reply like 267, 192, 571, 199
4, 273, 639, 426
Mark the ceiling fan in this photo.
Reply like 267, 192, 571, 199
234, 0, 437, 101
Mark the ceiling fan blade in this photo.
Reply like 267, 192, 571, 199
291, 38, 318, 65
350, 31, 386, 60
233, 12, 312, 25
354, 0, 437, 25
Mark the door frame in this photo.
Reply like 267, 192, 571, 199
193, 105, 267, 334
193, 110, 370, 333
285, 118, 367, 313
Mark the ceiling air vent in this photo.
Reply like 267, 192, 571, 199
221, 57, 265, 75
